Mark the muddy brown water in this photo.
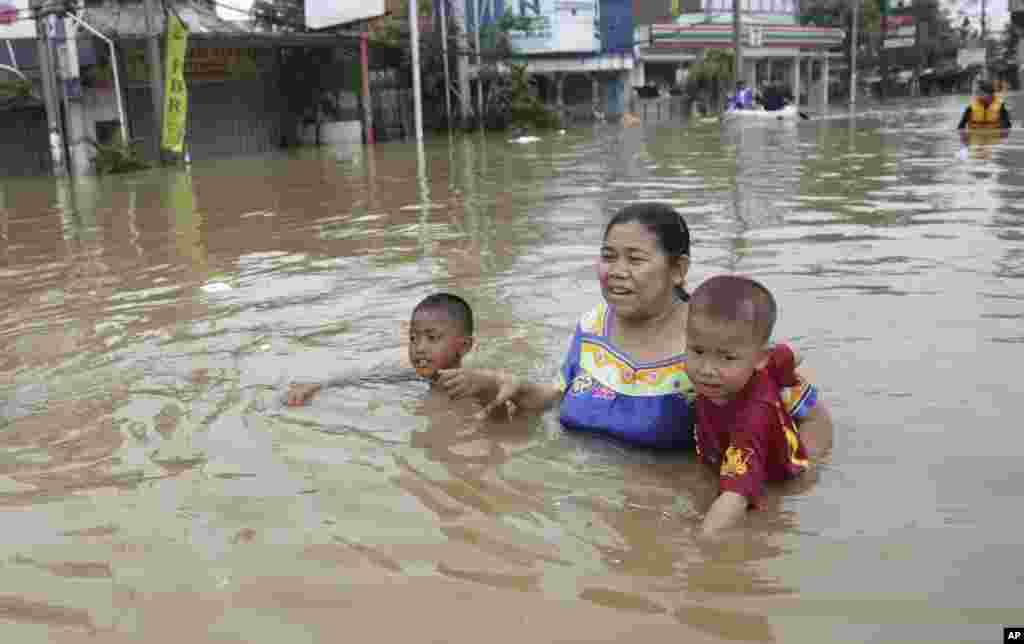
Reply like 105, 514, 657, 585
1, 94, 1022, 643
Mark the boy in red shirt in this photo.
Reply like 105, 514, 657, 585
685, 275, 810, 539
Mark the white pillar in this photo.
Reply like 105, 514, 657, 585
821, 53, 829, 108
60, 17, 90, 176
792, 55, 801, 107
451, 0, 471, 123
410, 0, 423, 142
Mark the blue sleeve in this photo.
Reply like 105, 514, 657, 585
555, 323, 583, 393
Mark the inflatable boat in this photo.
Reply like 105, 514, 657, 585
722, 105, 801, 122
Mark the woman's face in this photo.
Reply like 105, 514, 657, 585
599, 222, 687, 320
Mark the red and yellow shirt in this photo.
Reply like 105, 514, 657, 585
694, 344, 810, 506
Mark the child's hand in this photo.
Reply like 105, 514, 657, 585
286, 383, 322, 406
435, 369, 490, 401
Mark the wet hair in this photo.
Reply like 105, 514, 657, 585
978, 81, 995, 96
412, 293, 474, 336
603, 202, 691, 300
689, 275, 777, 345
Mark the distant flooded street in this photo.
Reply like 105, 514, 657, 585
1, 93, 1023, 643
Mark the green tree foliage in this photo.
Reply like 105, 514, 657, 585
684, 48, 734, 112
507, 63, 559, 130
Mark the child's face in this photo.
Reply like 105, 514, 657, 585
685, 313, 769, 406
408, 308, 472, 382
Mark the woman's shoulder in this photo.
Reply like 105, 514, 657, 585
576, 301, 610, 336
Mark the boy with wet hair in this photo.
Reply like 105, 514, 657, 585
286, 293, 474, 406
684, 275, 811, 539
407, 293, 474, 382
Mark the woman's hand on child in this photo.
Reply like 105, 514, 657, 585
286, 383, 322, 406
437, 369, 523, 419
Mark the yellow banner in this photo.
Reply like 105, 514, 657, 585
161, 12, 189, 154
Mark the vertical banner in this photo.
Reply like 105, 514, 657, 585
161, 12, 188, 154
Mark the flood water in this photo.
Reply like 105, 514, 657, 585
2, 93, 1022, 643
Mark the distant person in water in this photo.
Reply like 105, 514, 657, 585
286, 293, 475, 406
757, 81, 788, 112
957, 81, 1012, 131
685, 275, 811, 539
729, 81, 754, 111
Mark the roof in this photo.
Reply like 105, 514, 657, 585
77, 1, 358, 46
80, 1, 249, 37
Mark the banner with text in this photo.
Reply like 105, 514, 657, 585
161, 12, 189, 155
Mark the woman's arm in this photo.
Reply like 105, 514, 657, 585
797, 398, 833, 461
437, 369, 563, 417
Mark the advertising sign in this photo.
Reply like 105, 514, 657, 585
506, 0, 600, 54
304, 0, 385, 30
0, 3, 16, 25
703, 0, 796, 14
883, 14, 914, 48
957, 47, 986, 68
162, 12, 189, 155
883, 37, 915, 48
883, 14, 913, 29
0, 0, 33, 37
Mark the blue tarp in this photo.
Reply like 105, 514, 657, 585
0, 37, 98, 71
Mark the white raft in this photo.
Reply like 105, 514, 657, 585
722, 105, 801, 122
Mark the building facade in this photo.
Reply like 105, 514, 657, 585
467, 0, 635, 120
634, 0, 844, 108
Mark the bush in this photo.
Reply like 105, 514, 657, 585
506, 63, 560, 131
86, 138, 151, 175
0, 79, 33, 100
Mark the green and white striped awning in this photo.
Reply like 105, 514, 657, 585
651, 23, 844, 50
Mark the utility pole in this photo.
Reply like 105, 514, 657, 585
451, 0, 471, 125
143, 0, 164, 159
360, 31, 374, 144
733, 0, 743, 84
850, 0, 858, 106
410, 0, 423, 142
981, 0, 988, 81
879, 0, 888, 101
32, 0, 66, 177
474, 0, 484, 128
439, 0, 453, 131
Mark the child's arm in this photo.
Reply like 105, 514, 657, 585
699, 491, 750, 540
286, 362, 408, 406
437, 368, 562, 417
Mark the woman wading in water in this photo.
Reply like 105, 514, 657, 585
438, 202, 832, 456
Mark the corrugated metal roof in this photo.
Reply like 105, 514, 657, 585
80, 1, 250, 37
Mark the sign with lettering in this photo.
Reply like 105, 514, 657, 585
505, 0, 601, 54
161, 12, 189, 155
187, 47, 260, 81
702, 0, 796, 14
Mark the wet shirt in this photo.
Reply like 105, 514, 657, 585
556, 302, 695, 449
555, 304, 819, 450
694, 344, 811, 506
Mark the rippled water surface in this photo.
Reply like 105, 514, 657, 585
2, 94, 1022, 643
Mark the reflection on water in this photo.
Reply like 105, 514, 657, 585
1, 93, 1023, 642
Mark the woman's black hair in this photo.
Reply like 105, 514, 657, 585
603, 203, 691, 301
